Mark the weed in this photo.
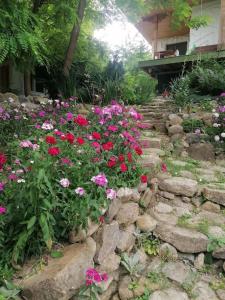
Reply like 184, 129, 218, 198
207, 236, 225, 252
210, 274, 225, 291
0, 281, 21, 300
134, 289, 151, 300
120, 253, 142, 277
197, 219, 210, 235
128, 281, 139, 291
147, 271, 169, 289
177, 214, 192, 228
181, 272, 199, 299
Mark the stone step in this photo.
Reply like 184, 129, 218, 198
139, 137, 162, 148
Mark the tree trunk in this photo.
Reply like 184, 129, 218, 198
24, 71, 32, 96
63, 0, 87, 77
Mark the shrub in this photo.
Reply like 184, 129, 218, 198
182, 119, 205, 133
170, 76, 191, 108
0, 100, 145, 265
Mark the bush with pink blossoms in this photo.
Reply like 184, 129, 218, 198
0, 100, 145, 266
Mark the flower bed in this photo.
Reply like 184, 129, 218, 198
0, 99, 146, 267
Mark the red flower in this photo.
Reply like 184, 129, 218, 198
45, 136, 57, 145
141, 175, 148, 183
0, 153, 7, 166
74, 115, 88, 126
127, 152, 132, 162
135, 146, 143, 156
99, 215, 105, 224
161, 163, 167, 173
118, 154, 125, 162
120, 163, 128, 172
48, 147, 60, 156
92, 132, 101, 140
102, 141, 114, 151
65, 133, 75, 144
77, 137, 85, 145
107, 156, 117, 168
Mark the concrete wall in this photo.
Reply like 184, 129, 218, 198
155, 35, 189, 52
189, 0, 221, 50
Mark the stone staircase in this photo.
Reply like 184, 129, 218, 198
136, 96, 176, 133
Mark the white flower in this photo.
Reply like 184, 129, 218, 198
41, 122, 54, 130
214, 113, 219, 118
212, 109, 216, 113
106, 189, 117, 200
8, 97, 14, 103
30, 160, 34, 164
75, 187, 85, 196
213, 123, 219, 128
17, 179, 25, 183
221, 133, 225, 138
59, 178, 70, 188
214, 135, 220, 142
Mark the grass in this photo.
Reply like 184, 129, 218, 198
177, 214, 192, 228
181, 271, 199, 299
147, 271, 169, 289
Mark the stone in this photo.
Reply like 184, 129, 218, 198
188, 143, 215, 161
170, 133, 184, 142
139, 154, 162, 168
134, 249, 148, 270
159, 177, 198, 197
69, 228, 87, 243
21, 238, 96, 300
99, 281, 117, 300
116, 202, 139, 225
117, 224, 136, 252
178, 253, 195, 263
159, 243, 178, 260
140, 188, 154, 208
138, 182, 147, 193
203, 187, 225, 206
143, 148, 165, 157
180, 170, 196, 180
217, 289, 225, 300
212, 246, 225, 259
194, 253, 205, 270
108, 198, 122, 222
97, 221, 120, 264
201, 201, 220, 213
136, 214, 157, 232
168, 125, 183, 136
154, 202, 173, 214
112, 295, 120, 300
87, 219, 100, 237
131, 189, 141, 202
192, 281, 219, 300
162, 261, 190, 284
118, 276, 134, 300
99, 253, 121, 273
145, 137, 161, 148
208, 226, 225, 239
182, 196, 191, 203
168, 114, 183, 125
159, 191, 175, 200
98, 275, 114, 292
117, 187, 133, 203
150, 288, 189, 300
154, 224, 208, 253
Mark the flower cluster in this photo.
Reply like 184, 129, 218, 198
85, 268, 108, 286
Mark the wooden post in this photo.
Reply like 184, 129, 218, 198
219, 0, 225, 50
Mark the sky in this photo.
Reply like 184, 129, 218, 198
93, 20, 151, 53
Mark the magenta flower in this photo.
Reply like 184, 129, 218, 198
0, 182, 5, 192
66, 112, 73, 121
85, 268, 108, 286
38, 111, 46, 117
106, 188, 117, 200
0, 206, 6, 214
108, 125, 118, 132
75, 187, 85, 196
91, 173, 108, 187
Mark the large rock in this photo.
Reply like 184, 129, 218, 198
192, 281, 219, 300
116, 202, 139, 225
118, 276, 134, 300
117, 224, 136, 252
108, 198, 122, 222
159, 243, 178, 260
117, 187, 133, 203
201, 201, 220, 213
99, 281, 117, 300
99, 252, 121, 273
97, 221, 120, 264
162, 261, 190, 284
212, 246, 225, 259
140, 188, 154, 208
154, 224, 208, 253
159, 177, 198, 197
151, 288, 189, 300
188, 143, 215, 161
203, 187, 225, 206
168, 125, 183, 136
139, 154, 162, 168
136, 214, 157, 232
217, 289, 225, 300
21, 238, 96, 300
168, 114, 183, 125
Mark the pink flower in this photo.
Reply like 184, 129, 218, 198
38, 111, 46, 117
106, 189, 117, 200
75, 187, 85, 196
0, 182, 5, 192
61, 158, 72, 165
66, 112, 74, 121
108, 125, 118, 132
86, 268, 108, 285
161, 163, 167, 173
20, 140, 33, 148
32, 144, 40, 150
59, 178, 70, 188
0, 206, 6, 214
91, 173, 108, 187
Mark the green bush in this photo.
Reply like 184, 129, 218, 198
182, 119, 205, 133
170, 76, 191, 107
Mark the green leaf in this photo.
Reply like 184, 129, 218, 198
27, 216, 36, 230
50, 250, 63, 259
39, 213, 52, 250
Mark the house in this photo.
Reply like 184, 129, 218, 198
137, 0, 225, 92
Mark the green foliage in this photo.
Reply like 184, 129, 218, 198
134, 289, 151, 300
182, 119, 204, 133
0, 281, 21, 300
177, 214, 192, 228
120, 253, 142, 277
207, 236, 225, 252
170, 76, 191, 108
